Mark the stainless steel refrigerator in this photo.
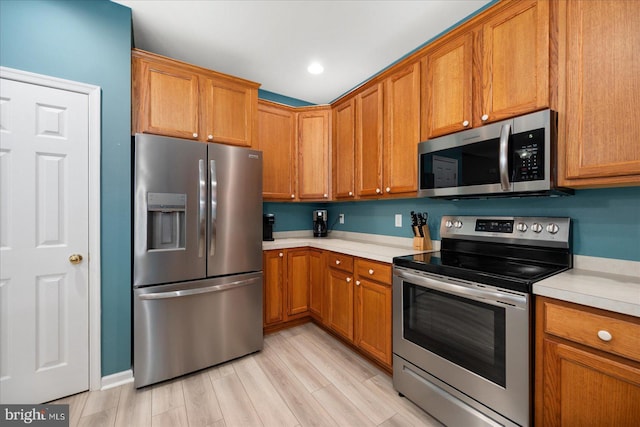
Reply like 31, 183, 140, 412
132, 133, 263, 388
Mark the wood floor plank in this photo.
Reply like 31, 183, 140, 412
81, 386, 121, 417
151, 379, 184, 416
312, 384, 375, 427
263, 332, 331, 393
233, 355, 299, 427
77, 407, 117, 427
211, 372, 263, 427
288, 333, 396, 425
50, 391, 88, 427
182, 371, 223, 427
207, 361, 235, 381
151, 405, 189, 427
115, 382, 152, 427
255, 347, 338, 427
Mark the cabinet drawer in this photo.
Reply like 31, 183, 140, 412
355, 259, 391, 285
543, 300, 640, 363
327, 252, 354, 273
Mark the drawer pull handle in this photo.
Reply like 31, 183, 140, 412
597, 330, 612, 342
335, 260, 341, 265
368, 269, 374, 275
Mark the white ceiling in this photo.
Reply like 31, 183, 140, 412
113, 0, 492, 104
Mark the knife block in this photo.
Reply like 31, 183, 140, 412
412, 227, 433, 251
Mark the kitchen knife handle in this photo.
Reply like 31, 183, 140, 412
210, 159, 217, 256
198, 159, 206, 257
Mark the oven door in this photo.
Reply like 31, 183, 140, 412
393, 266, 531, 426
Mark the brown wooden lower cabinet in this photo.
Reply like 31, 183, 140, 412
535, 296, 640, 426
263, 248, 393, 371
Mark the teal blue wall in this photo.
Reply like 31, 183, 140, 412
264, 187, 640, 261
1, 0, 132, 376
259, 89, 314, 107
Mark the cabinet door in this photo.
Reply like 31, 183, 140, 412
263, 250, 285, 326
479, 0, 549, 124
287, 249, 309, 316
332, 98, 356, 199
356, 83, 384, 197
134, 58, 200, 140
257, 101, 297, 200
355, 278, 391, 366
298, 109, 330, 200
558, 0, 640, 187
308, 249, 324, 319
423, 32, 473, 139
327, 268, 354, 341
539, 338, 640, 427
384, 62, 420, 196
201, 77, 257, 147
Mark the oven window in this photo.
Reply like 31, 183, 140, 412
402, 282, 506, 387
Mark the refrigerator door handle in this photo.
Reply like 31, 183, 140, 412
138, 277, 259, 300
198, 159, 206, 257
210, 159, 217, 256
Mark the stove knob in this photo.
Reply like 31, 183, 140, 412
531, 223, 543, 233
453, 220, 463, 229
516, 222, 528, 232
546, 223, 560, 234
445, 220, 453, 228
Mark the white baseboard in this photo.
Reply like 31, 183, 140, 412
100, 369, 133, 390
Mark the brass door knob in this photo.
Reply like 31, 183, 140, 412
69, 254, 83, 264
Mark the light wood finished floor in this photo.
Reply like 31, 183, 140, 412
52, 323, 442, 427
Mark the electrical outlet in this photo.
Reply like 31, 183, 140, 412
339, 213, 345, 224
395, 214, 402, 227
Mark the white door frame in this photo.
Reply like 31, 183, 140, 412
1, 66, 102, 391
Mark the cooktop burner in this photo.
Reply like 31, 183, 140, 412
394, 215, 572, 293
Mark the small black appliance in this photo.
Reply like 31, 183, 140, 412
313, 210, 328, 237
263, 213, 275, 241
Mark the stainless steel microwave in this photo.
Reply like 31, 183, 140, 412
418, 109, 572, 199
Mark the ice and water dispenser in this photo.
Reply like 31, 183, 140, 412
146, 192, 186, 251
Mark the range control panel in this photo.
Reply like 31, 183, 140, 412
441, 216, 571, 248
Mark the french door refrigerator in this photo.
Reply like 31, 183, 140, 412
133, 133, 263, 388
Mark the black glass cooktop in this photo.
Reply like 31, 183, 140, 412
394, 249, 570, 293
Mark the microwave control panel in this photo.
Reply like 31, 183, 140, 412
512, 128, 544, 182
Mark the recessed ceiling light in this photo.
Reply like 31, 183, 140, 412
307, 62, 324, 75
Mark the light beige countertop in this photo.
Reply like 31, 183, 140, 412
264, 232, 639, 317
533, 255, 640, 317
262, 230, 435, 264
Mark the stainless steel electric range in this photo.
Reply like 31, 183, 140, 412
393, 216, 572, 427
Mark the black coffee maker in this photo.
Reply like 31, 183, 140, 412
313, 210, 328, 237
263, 214, 275, 241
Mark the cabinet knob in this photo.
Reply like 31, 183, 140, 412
368, 269, 374, 275
291, 194, 295, 199
346, 277, 352, 283
597, 330, 612, 342
278, 252, 283, 257
323, 193, 328, 198
385, 187, 391, 193
481, 114, 489, 121
462, 120, 469, 127
193, 132, 198, 138
376, 188, 381, 194
356, 280, 361, 286
335, 260, 341, 265
208, 134, 213, 141
348, 191, 353, 196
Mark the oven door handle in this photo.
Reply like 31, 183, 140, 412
395, 269, 527, 308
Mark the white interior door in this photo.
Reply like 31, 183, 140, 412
0, 77, 90, 403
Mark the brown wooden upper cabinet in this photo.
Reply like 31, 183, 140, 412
356, 83, 384, 198
557, 0, 640, 187
332, 98, 356, 200
132, 49, 259, 147
422, 0, 549, 139
258, 100, 330, 201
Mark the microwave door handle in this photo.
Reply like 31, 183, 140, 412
210, 159, 217, 256
198, 159, 206, 257
499, 123, 512, 191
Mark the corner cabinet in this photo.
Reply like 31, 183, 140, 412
557, 0, 640, 187
535, 297, 640, 426
297, 107, 331, 201
132, 49, 259, 147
